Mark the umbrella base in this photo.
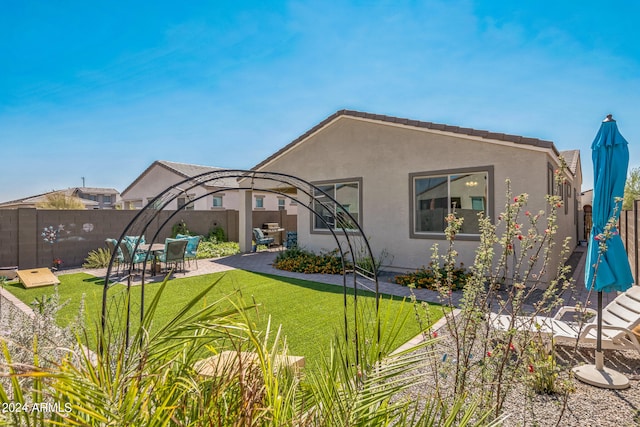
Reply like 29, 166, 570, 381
572, 364, 630, 390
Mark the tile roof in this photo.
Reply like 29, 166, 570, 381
252, 109, 562, 171
75, 187, 119, 194
559, 150, 580, 175
121, 160, 239, 196
157, 161, 224, 178
0, 190, 100, 208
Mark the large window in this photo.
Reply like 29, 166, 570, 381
411, 168, 491, 237
313, 179, 361, 231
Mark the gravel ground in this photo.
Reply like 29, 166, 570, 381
498, 344, 640, 426
400, 329, 640, 427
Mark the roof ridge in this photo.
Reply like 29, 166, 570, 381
158, 160, 221, 169
252, 109, 563, 171
338, 109, 555, 147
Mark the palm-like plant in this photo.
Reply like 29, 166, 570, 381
1, 275, 498, 426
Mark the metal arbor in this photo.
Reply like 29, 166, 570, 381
101, 170, 380, 365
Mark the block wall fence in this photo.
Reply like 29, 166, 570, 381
0, 209, 295, 270
620, 199, 640, 286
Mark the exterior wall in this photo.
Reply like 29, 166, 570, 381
120, 166, 296, 213
120, 167, 217, 210
75, 190, 120, 209
256, 116, 580, 277
252, 190, 298, 214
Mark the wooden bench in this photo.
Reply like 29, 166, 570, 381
194, 350, 305, 377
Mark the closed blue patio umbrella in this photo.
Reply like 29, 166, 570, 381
574, 114, 635, 389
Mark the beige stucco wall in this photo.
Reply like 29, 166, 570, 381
257, 116, 580, 278
121, 166, 296, 214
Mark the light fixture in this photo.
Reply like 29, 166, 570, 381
465, 180, 478, 187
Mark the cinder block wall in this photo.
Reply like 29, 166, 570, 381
0, 210, 19, 267
620, 200, 639, 285
0, 209, 259, 269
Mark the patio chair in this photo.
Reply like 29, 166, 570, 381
158, 238, 188, 273
490, 286, 640, 354
284, 231, 298, 249
105, 238, 124, 276
118, 241, 149, 273
176, 234, 202, 269
252, 228, 274, 251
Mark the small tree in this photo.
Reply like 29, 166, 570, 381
623, 166, 640, 210
36, 192, 86, 209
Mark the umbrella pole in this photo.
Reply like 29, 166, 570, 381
595, 291, 604, 370
572, 290, 629, 389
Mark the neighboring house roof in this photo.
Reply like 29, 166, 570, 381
559, 150, 580, 176
120, 160, 239, 197
0, 189, 100, 209
75, 187, 119, 195
252, 109, 563, 171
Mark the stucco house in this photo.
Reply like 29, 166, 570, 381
120, 160, 296, 213
249, 110, 582, 276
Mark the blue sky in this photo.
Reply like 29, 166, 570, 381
2, 0, 639, 202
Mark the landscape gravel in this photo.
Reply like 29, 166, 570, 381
399, 330, 640, 427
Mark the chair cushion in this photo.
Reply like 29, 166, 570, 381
106, 238, 124, 260
175, 234, 200, 254
123, 235, 145, 252
633, 324, 640, 342
185, 236, 201, 254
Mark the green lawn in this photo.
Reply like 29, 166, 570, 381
5, 270, 442, 368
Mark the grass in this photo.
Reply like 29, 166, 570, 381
5, 270, 443, 369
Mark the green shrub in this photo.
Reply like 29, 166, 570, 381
171, 220, 191, 238
394, 262, 470, 291
196, 241, 240, 258
82, 247, 112, 268
207, 226, 227, 243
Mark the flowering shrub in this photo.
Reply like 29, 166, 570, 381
524, 338, 565, 395
274, 247, 351, 274
408, 161, 581, 423
394, 262, 469, 291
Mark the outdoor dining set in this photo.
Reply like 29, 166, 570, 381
105, 234, 201, 277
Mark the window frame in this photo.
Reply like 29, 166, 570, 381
177, 194, 195, 210
212, 195, 223, 209
310, 177, 363, 234
255, 195, 265, 209
409, 166, 494, 240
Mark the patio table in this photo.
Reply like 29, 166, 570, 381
139, 243, 165, 276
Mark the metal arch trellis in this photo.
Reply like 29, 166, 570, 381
101, 170, 380, 366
